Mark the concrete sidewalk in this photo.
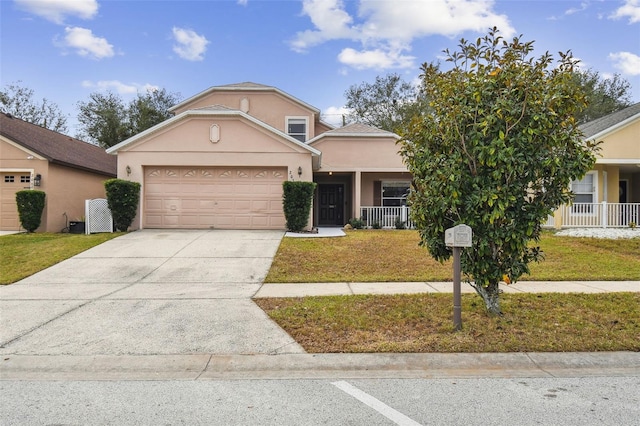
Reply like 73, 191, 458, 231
254, 280, 640, 298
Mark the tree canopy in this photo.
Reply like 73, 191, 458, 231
344, 73, 427, 133
573, 69, 632, 124
0, 81, 68, 133
399, 28, 599, 315
77, 88, 180, 148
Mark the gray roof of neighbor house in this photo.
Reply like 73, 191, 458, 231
307, 122, 400, 145
0, 113, 117, 176
579, 102, 640, 139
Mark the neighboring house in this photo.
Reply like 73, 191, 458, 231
107, 82, 410, 230
552, 102, 640, 228
0, 113, 117, 232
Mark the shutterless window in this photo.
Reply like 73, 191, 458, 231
571, 173, 595, 214
382, 181, 410, 206
287, 118, 307, 142
20, 175, 30, 183
4, 176, 15, 183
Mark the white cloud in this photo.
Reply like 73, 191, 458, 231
565, 1, 589, 16
237, 0, 248, 5
290, 0, 515, 71
60, 26, 114, 59
15, 0, 98, 24
82, 80, 159, 95
609, 0, 640, 23
172, 27, 209, 61
322, 105, 352, 127
338, 47, 415, 70
609, 51, 640, 75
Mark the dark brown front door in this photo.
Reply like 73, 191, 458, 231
319, 184, 344, 226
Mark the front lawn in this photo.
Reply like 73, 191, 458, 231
0, 232, 123, 284
255, 292, 640, 353
265, 230, 640, 282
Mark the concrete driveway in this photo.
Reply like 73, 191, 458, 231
0, 230, 304, 356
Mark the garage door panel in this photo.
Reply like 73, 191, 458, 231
144, 167, 286, 229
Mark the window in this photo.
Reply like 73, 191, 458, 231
286, 117, 308, 142
20, 175, 30, 183
382, 181, 410, 206
571, 172, 596, 214
4, 175, 15, 183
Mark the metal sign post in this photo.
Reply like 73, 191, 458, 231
445, 224, 473, 331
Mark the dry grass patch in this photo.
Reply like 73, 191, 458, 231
255, 293, 640, 353
0, 232, 123, 284
265, 230, 640, 282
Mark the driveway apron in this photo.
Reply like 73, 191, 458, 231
0, 230, 305, 356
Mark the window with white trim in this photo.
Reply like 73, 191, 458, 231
382, 181, 410, 206
571, 172, 596, 214
286, 117, 308, 142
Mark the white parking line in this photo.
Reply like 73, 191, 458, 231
332, 380, 423, 426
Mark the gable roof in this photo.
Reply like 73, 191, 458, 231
0, 113, 116, 176
169, 82, 321, 115
308, 122, 400, 145
106, 107, 321, 158
579, 102, 640, 140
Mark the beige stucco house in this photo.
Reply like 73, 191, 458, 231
107, 82, 409, 230
552, 102, 640, 228
0, 113, 117, 232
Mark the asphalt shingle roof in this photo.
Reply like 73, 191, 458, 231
322, 122, 397, 136
579, 102, 640, 139
0, 113, 117, 176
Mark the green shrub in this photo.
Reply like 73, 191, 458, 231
372, 221, 382, 229
282, 181, 316, 232
349, 217, 365, 229
15, 190, 46, 232
104, 179, 141, 232
394, 216, 406, 229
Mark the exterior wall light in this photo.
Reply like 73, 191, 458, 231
126, 165, 131, 176
34, 174, 42, 187
298, 166, 302, 177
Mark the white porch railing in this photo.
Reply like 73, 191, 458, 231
360, 206, 414, 229
561, 202, 639, 228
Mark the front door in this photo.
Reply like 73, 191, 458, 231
318, 184, 344, 226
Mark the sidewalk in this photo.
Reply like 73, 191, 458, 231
254, 281, 640, 298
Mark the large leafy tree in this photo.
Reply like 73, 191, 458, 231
77, 88, 180, 148
0, 81, 68, 132
573, 69, 632, 124
344, 73, 427, 133
399, 28, 599, 315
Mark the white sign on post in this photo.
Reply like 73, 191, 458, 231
445, 224, 473, 247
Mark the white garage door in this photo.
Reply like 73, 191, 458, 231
144, 167, 287, 229
1, 173, 30, 231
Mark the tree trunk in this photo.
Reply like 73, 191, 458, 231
473, 281, 502, 316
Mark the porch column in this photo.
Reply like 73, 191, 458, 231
354, 170, 362, 219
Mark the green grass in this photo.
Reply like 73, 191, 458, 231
255, 292, 640, 353
0, 232, 123, 284
265, 230, 640, 282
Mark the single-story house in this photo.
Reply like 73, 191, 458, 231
107, 82, 410, 230
0, 113, 117, 232
551, 102, 640, 228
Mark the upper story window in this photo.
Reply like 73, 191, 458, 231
382, 181, 411, 206
286, 117, 308, 142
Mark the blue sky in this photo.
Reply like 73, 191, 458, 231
1, 0, 639, 134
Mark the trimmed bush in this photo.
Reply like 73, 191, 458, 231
104, 179, 141, 232
282, 181, 316, 232
348, 218, 365, 229
15, 190, 46, 232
